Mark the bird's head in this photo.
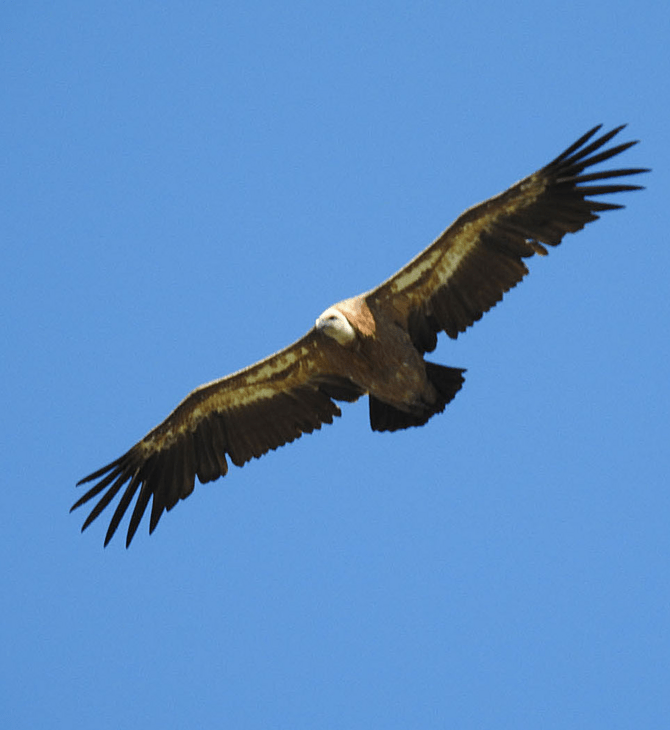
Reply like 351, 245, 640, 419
315, 307, 357, 346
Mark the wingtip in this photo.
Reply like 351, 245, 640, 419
76, 454, 126, 486
70, 493, 89, 512
81, 511, 98, 532
104, 523, 118, 548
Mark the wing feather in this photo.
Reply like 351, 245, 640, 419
368, 124, 648, 352
72, 331, 364, 546
74, 124, 648, 547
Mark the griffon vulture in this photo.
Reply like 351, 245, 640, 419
73, 124, 647, 546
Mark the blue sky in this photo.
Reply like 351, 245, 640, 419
2, 2, 669, 728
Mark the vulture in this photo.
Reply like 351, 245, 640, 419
73, 124, 647, 547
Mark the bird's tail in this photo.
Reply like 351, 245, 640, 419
369, 362, 465, 432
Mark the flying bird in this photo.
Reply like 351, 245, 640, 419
73, 124, 647, 547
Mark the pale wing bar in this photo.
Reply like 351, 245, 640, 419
73, 369, 362, 547
400, 125, 648, 352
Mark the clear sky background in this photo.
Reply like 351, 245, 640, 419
2, 2, 669, 728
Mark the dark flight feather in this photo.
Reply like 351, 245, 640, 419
73, 125, 648, 546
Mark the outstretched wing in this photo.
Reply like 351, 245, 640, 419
368, 125, 648, 353
72, 331, 363, 547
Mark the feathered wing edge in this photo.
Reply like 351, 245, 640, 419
74, 125, 648, 546
72, 332, 364, 547
369, 124, 649, 353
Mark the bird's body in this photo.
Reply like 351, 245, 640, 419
73, 124, 648, 546
319, 296, 446, 415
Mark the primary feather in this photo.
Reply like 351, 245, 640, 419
73, 125, 648, 546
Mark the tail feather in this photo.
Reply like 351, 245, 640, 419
369, 362, 465, 432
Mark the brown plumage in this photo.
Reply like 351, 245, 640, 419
73, 124, 648, 546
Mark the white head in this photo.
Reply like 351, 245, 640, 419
315, 306, 356, 346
